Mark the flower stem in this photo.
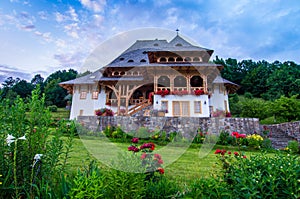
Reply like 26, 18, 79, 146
13, 140, 18, 197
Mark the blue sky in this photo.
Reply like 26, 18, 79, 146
0, 0, 300, 81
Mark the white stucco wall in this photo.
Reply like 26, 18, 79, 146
153, 94, 210, 117
69, 84, 106, 119
209, 84, 230, 113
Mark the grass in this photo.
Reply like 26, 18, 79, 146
51, 108, 70, 120
67, 136, 266, 183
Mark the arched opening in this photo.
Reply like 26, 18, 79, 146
190, 76, 203, 87
140, 59, 146, 62
176, 57, 183, 62
128, 59, 134, 62
193, 57, 200, 62
159, 57, 167, 62
175, 43, 183, 46
113, 71, 119, 76
174, 76, 187, 87
120, 71, 125, 76
168, 57, 175, 62
154, 43, 159, 46
184, 57, 191, 62
157, 76, 170, 87
119, 57, 125, 61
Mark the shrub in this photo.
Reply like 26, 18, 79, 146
185, 177, 231, 198
0, 86, 74, 198
246, 134, 264, 149
287, 140, 299, 154
217, 151, 300, 198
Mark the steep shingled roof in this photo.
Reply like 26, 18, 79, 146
107, 35, 213, 67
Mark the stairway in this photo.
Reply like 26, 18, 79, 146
128, 100, 152, 116
269, 129, 295, 149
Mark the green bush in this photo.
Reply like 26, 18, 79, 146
220, 152, 300, 198
185, 177, 231, 198
287, 140, 299, 154
0, 87, 74, 198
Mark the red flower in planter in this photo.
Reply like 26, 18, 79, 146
194, 89, 204, 96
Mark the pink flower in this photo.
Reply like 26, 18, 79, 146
131, 137, 139, 143
128, 146, 139, 152
157, 159, 164, 164
154, 154, 162, 160
141, 153, 147, 159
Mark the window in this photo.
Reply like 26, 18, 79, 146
172, 101, 190, 117
92, 91, 98, 99
219, 85, 224, 94
80, 91, 87, 99
224, 100, 228, 112
79, 109, 84, 116
161, 101, 168, 111
194, 101, 202, 113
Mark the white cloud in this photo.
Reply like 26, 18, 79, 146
34, 31, 52, 42
79, 0, 106, 13
68, 6, 78, 22
55, 12, 66, 23
38, 11, 48, 20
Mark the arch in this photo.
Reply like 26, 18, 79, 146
119, 57, 125, 61
174, 76, 187, 87
120, 71, 125, 76
159, 57, 167, 62
113, 71, 119, 76
140, 59, 146, 62
154, 43, 159, 46
190, 75, 203, 87
176, 57, 183, 62
157, 76, 170, 87
175, 43, 182, 46
193, 57, 200, 62
168, 57, 175, 62
184, 57, 191, 62
128, 59, 134, 62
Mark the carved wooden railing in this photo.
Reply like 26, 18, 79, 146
128, 99, 152, 116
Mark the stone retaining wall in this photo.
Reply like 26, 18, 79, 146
264, 121, 300, 142
77, 116, 260, 135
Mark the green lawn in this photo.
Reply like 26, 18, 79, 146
68, 136, 264, 183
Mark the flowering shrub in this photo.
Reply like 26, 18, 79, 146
221, 152, 300, 198
95, 108, 114, 116
246, 134, 264, 148
128, 138, 164, 178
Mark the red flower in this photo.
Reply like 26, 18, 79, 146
214, 149, 222, 154
234, 152, 239, 156
220, 149, 227, 155
237, 134, 246, 138
243, 155, 247, 159
227, 151, 232, 155
128, 146, 139, 152
140, 142, 155, 151
131, 137, 139, 143
141, 153, 147, 159
157, 167, 164, 174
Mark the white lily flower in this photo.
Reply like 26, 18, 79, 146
6, 134, 16, 146
34, 154, 43, 161
18, 135, 26, 140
